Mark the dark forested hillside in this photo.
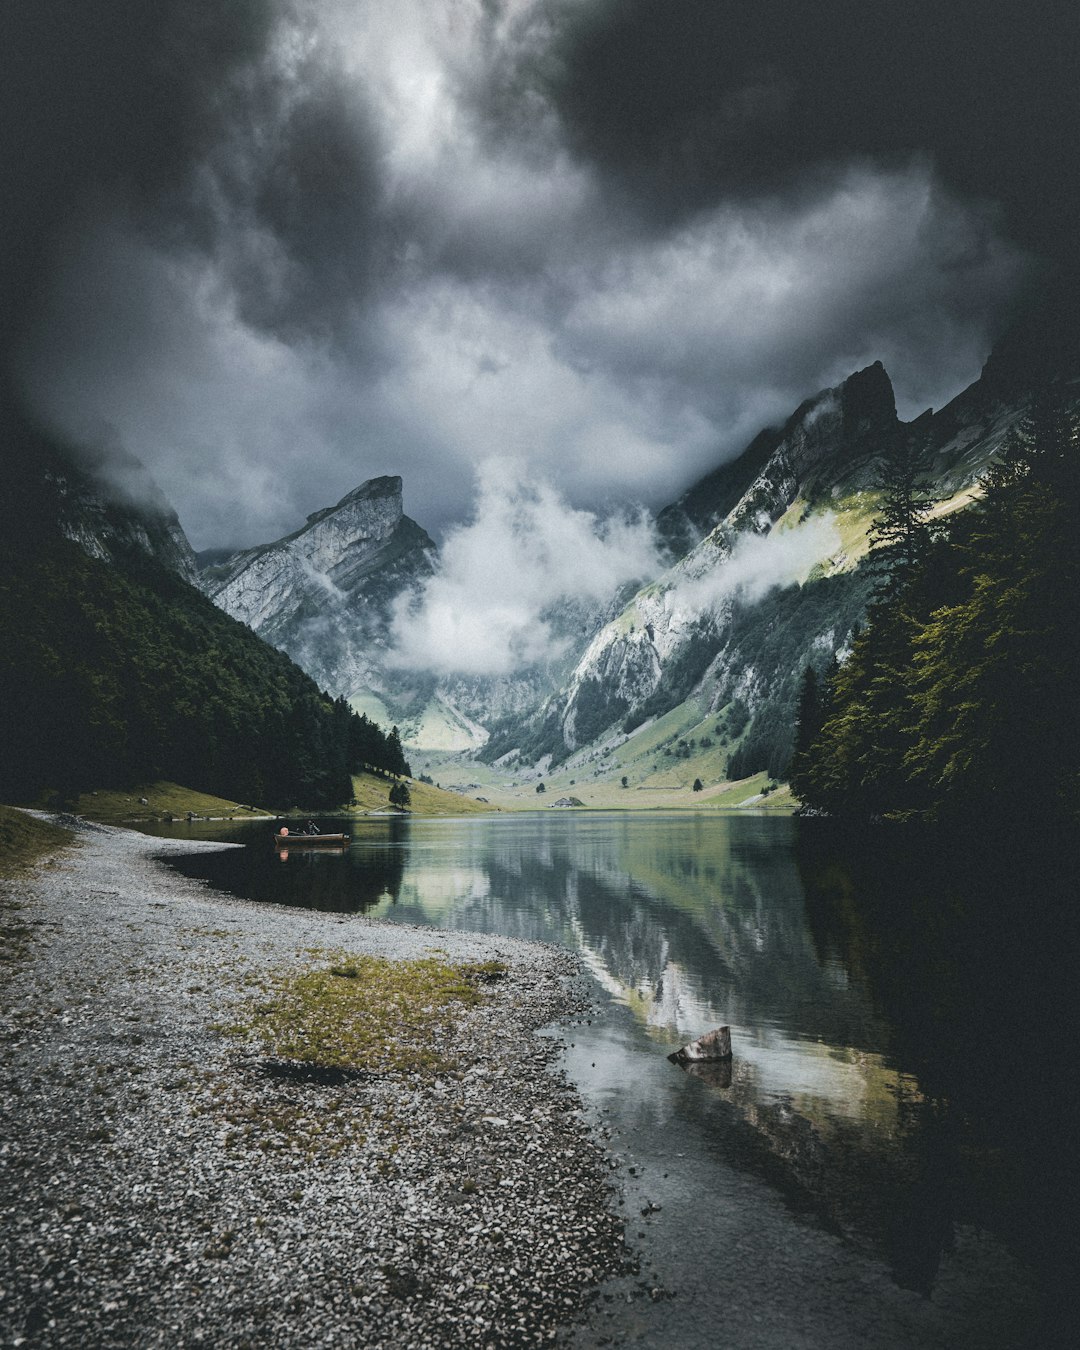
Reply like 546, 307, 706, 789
0, 424, 409, 807
0, 534, 410, 806
791, 390, 1080, 830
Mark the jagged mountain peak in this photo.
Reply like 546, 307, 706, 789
303, 474, 405, 529
757, 361, 898, 479
205, 474, 430, 590
839, 360, 896, 430
200, 473, 436, 702
658, 362, 898, 557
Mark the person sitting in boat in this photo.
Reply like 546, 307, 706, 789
304, 820, 320, 835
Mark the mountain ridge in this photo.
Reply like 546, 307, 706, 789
3, 411, 199, 584
17, 301, 1075, 798
473, 332, 1074, 783
198, 474, 437, 703
657, 360, 899, 555
180, 341, 1038, 778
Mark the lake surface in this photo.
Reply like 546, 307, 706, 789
156, 811, 1077, 1348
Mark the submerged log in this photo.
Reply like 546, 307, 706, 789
668, 1025, 732, 1064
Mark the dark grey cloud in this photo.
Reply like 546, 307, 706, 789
0, 2, 275, 357
537, 0, 1080, 260
1, 1, 1061, 549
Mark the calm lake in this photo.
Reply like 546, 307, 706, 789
154, 811, 1076, 1349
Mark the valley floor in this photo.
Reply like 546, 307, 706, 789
408, 760, 798, 814
0, 816, 626, 1348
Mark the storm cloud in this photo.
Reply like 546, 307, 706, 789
3, 1, 1068, 548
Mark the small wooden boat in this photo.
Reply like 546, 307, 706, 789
272, 831, 350, 847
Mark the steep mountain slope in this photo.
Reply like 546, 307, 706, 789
198, 475, 638, 753
480, 344, 1044, 781
178, 305, 1075, 789
656, 361, 898, 554
1, 413, 403, 807
5, 409, 198, 582
199, 476, 437, 708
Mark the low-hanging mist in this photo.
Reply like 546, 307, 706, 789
669, 515, 842, 618
387, 462, 663, 678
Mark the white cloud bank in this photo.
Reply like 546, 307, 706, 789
669, 515, 842, 618
388, 461, 663, 677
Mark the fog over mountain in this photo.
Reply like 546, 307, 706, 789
4, 1, 1073, 559
387, 462, 662, 677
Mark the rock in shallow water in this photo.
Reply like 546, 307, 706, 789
667, 1025, 732, 1064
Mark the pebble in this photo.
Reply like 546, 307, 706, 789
0, 816, 630, 1347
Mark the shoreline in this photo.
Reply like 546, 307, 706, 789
0, 816, 627, 1347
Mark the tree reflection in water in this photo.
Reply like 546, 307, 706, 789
797, 823, 1079, 1316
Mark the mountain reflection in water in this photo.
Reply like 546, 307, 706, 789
157, 812, 1076, 1346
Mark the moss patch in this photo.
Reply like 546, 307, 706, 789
213, 954, 509, 1160
232, 954, 501, 1076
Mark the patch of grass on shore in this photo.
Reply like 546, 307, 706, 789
70, 781, 273, 825
0, 805, 75, 877
350, 772, 499, 817
232, 953, 504, 1075
201, 953, 505, 1161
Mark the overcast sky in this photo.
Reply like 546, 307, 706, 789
3, 1, 1076, 550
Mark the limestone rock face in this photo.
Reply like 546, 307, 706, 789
200, 476, 437, 701
58, 490, 198, 583
20, 431, 200, 583
657, 362, 898, 555
198, 476, 628, 750
482, 349, 1042, 770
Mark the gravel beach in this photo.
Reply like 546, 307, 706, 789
0, 815, 628, 1348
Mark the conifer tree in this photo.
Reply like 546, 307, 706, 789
386, 725, 411, 778
904, 393, 1080, 828
797, 389, 1080, 828
867, 439, 935, 600
800, 445, 935, 816
788, 665, 823, 802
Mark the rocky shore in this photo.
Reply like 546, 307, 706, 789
0, 816, 627, 1347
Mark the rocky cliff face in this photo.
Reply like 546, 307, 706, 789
200, 476, 437, 701
196, 471, 636, 751
481, 344, 1048, 774
548, 364, 900, 751
657, 362, 898, 554
50, 465, 199, 584
3, 413, 199, 582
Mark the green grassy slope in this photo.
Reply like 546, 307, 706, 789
349, 772, 499, 816
0, 806, 76, 876
71, 782, 274, 825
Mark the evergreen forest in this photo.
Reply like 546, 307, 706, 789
790, 390, 1080, 831
0, 530, 410, 809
